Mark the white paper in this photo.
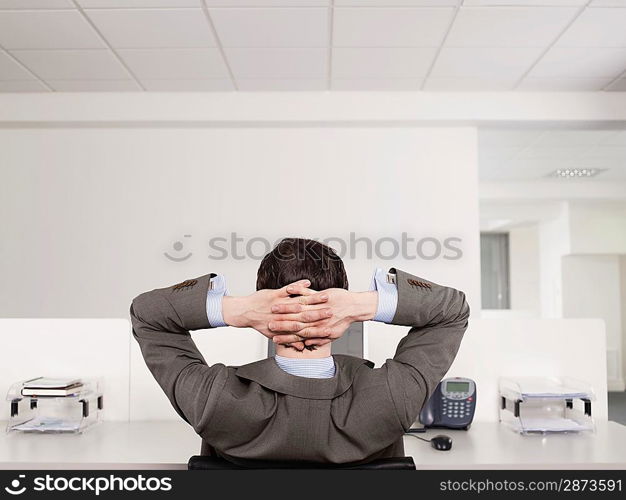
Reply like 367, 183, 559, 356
519, 417, 590, 432
517, 379, 589, 398
12, 416, 80, 432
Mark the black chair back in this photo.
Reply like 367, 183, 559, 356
188, 455, 416, 470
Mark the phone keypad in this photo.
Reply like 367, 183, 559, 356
441, 399, 472, 420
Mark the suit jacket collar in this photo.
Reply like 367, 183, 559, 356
234, 355, 374, 400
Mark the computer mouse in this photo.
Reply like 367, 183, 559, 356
430, 435, 453, 451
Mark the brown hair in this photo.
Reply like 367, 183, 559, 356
256, 238, 348, 291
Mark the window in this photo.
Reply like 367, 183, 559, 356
480, 233, 510, 309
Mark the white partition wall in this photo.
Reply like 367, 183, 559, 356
366, 318, 608, 422
128, 317, 608, 421
0, 319, 131, 421
129, 327, 266, 421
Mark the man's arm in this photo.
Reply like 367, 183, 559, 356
130, 275, 331, 432
269, 268, 469, 429
384, 268, 469, 429
130, 274, 229, 433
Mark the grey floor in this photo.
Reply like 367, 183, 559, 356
608, 392, 626, 425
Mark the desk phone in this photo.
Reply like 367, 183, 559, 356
419, 377, 476, 430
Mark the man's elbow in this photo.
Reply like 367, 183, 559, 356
458, 291, 470, 322
129, 289, 163, 329
445, 289, 470, 327
130, 291, 148, 321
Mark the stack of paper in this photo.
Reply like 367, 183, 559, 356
12, 416, 81, 432
518, 418, 591, 432
515, 378, 590, 399
21, 377, 83, 397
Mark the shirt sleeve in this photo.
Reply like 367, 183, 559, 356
369, 268, 398, 323
205, 274, 228, 328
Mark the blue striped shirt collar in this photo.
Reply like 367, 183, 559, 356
274, 355, 336, 379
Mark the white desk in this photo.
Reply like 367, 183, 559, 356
2, 421, 626, 470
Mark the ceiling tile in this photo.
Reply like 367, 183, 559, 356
517, 77, 612, 91
141, 78, 234, 90
0, 80, 48, 91
331, 78, 421, 90
557, 8, 626, 48
479, 166, 557, 181
0, 10, 104, 50
237, 78, 327, 90
589, 0, 626, 5
423, 76, 516, 90
484, 162, 626, 181
599, 131, 626, 146
505, 157, 618, 170
535, 130, 615, 147
225, 48, 327, 78
464, 0, 586, 5
0, 51, 35, 80
210, 8, 328, 48
118, 48, 229, 78
507, 159, 607, 174
333, 7, 454, 47
78, 0, 199, 6
479, 129, 546, 147
605, 78, 626, 91
0, 0, 74, 7
205, 1, 328, 5
479, 145, 523, 161
11, 49, 129, 79
529, 47, 626, 78
47, 79, 141, 91
335, 1, 459, 5
430, 47, 543, 78
585, 146, 626, 160
446, 7, 578, 48
332, 47, 436, 78
517, 145, 594, 160
85, 8, 215, 48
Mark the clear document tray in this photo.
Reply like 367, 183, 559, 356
499, 377, 595, 435
6, 379, 103, 434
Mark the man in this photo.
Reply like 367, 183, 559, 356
130, 238, 469, 464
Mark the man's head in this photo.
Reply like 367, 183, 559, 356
257, 238, 348, 292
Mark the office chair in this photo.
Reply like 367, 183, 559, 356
188, 455, 416, 470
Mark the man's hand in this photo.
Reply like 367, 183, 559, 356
222, 280, 333, 350
268, 289, 378, 348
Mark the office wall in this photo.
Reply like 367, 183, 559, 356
0, 126, 481, 400
509, 225, 540, 314
562, 255, 625, 391
619, 255, 626, 380
568, 202, 626, 255
538, 202, 571, 319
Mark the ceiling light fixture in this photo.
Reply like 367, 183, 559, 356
550, 168, 606, 179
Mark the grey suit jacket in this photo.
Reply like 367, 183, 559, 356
130, 269, 469, 464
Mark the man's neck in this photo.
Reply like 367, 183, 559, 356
275, 344, 332, 359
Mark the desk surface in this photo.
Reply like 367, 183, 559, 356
1, 421, 626, 470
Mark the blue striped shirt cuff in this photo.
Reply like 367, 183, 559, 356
369, 268, 398, 324
206, 274, 227, 328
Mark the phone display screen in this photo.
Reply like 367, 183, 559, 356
446, 381, 470, 393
